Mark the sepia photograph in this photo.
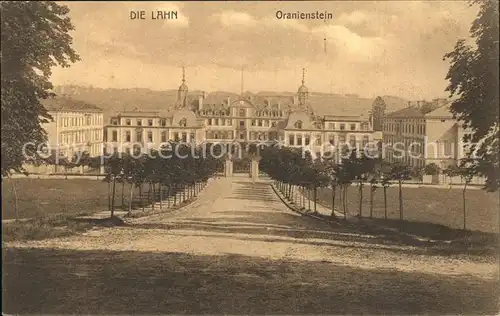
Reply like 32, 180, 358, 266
1, 1, 499, 314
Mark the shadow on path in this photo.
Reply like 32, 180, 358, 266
3, 247, 498, 315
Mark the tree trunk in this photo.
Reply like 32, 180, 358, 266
398, 180, 403, 229
151, 182, 155, 210
9, 176, 19, 221
308, 188, 311, 211
159, 185, 163, 210
344, 186, 349, 216
173, 185, 177, 206
358, 182, 363, 218
313, 187, 317, 213
111, 176, 116, 217
140, 183, 144, 212
167, 186, 171, 208
370, 185, 374, 219
107, 180, 111, 212
343, 186, 347, 220
121, 181, 125, 210
383, 186, 388, 220
463, 183, 467, 232
128, 182, 134, 215
331, 185, 337, 218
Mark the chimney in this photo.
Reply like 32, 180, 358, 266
407, 101, 412, 108
227, 97, 231, 105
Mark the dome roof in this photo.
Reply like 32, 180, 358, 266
178, 82, 188, 92
298, 84, 308, 94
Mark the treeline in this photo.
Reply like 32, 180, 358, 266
259, 146, 477, 231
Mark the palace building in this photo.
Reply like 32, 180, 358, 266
104, 68, 377, 159
382, 99, 468, 169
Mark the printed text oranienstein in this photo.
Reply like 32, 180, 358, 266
276, 10, 333, 21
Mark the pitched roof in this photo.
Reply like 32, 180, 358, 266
386, 106, 424, 118
42, 96, 102, 112
425, 104, 453, 118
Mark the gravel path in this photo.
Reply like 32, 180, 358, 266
3, 175, 499, 314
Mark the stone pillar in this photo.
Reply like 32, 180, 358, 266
224, 159, 233, 177
250, 157, 260, 181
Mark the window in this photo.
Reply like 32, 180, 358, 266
148, 119, 153, 126
239, 109, 245, 117
161, 131, 167, 142
207, 119, 212, 126
137, 119, 142, 126
181, 132, 187, 142
86, 116, 92, 125
443, 141, 452, 156
315, 135, 321, 145
239, 133, 245, 140
173, 132, 180, 141
134, 131, 142, 142
339, 135, 346, 143
190, 133, 195, 143
361, 123, 368, 131
239, 120, 245, 128
340, 124, 345, 131
294, 120, 303, 129
111, 118, 118, 126
271, 121, 277, 127
125, 131, 131, 142
349, 136, 356, 147
126, 119, 131, 126
350, 124, 356, 131
112, 131, 118, 142
362, 135, 369, 147
147, 131, 153, 142
289, 135, 295, 146
258, 120, 263, 127
305, 135, 310, 145
160, 119, 167, 127
179, 118, 187, 127
251, 119, 256, 126
297, 135, 302, 146
226, 119, 232, 126
329, 123, 335, 130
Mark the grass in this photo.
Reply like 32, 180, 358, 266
1, 178, 168, 220
2, 214, 127, 243
314, 185, 499, 233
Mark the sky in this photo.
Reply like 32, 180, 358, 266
50, 1, 479, 100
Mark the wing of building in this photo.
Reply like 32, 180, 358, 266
382, 99, 468, 169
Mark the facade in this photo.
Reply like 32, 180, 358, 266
41, 97, 104, 158
104, 69, 376, 160
383, 99, 467, 169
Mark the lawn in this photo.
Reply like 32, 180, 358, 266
1, 178, 132, 220
315, 186, 499, 233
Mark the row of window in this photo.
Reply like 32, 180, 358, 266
287, 134, 371, 146
62, 115, 102, 128
385, 121, 426, 135
294, 121, 370, 131
110, 130, 196, 143
60, 129, 102, 144
110, 118, 168, 127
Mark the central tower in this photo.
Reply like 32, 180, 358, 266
177, 67, 188, 108
297, 68, 309, 106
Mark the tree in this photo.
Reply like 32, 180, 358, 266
457, 160, 476, 232
443, 0, 499, 192
1, 2, 80, 177
379, 161, 393, 220
424, 163, 440, 177
370, 96, 387, 132
391, 162, 412, 226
